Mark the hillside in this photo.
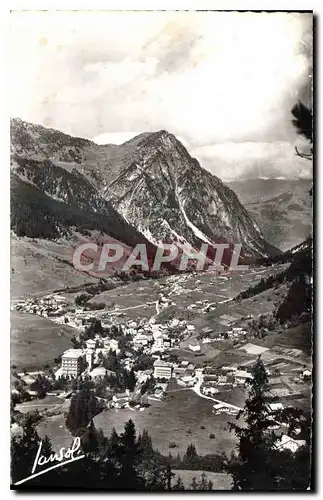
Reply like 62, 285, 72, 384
11, 119, 279, 262
227, 179, 312, 251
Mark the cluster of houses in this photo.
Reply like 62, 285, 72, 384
157, 294, 175, 312
187, 299, 217, 314
153, 359, 197, 387
202, 364, 253, 391
13, 294, 68, 318
119, 317, 188, 354
56, 335, 121, 379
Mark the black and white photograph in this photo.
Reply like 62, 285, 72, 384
9, 8, 313, 491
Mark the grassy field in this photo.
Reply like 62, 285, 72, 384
250, 322, 312, 356
16, 395, 64, 414
94, 382, 238, 456
37, 413, 74, 450
11, 233, 96, 299
11, 310, 75, 370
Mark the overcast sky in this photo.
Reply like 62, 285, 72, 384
9, 10, 312, 180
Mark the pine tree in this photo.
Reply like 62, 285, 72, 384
137, 429, 153, 458
189, 476, 198, 490
109, 427, 119, 449
173, 476, 185, 491
119, 419, 141, 489
11, 416, 42, 485
228, 357, 281, 490
125, 368, 136, 391
197, 472, 209, 491
184, 443, 198, 463
65, 389, 99, 435
81, 419, 99, 455
96, 428, 108, 457
165, 463, 174, 491
41, 434, 53, 458
291, 101, 313, 164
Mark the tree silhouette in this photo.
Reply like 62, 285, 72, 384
227, 357, 311, 490
291, 101, 313, 162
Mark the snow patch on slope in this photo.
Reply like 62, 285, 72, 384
177, 195, 213, 245
161, 219, 188, 246
138, 225, 160, 246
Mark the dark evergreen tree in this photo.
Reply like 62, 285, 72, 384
137, 429, 153, 458
189, 476, 198, 490
11, 419, 41, 485
207, 479, 213, 490
228, 357, 311, 490
125, 368, 137, 391
184, 443, 198, 463
165, 463, 174, 491
81, 419, 99, 455
41, 434, 53, 458
197, 472, 210, 490
228, 357, 281, 490
292, 101, 312, 141
65, 389, 100, 435
118, 420, 139, 488
173, 476, 185, 491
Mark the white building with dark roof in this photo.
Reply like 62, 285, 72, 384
235, 370, 253, 385
153, 359, 173, 379
61, 349, 84, 377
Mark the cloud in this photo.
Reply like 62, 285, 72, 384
9, 11, 312, 178
93, 132, 142, 145
192, 137, 312, 181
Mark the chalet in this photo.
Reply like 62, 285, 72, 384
189, 342, 201, 352
173, 367, 186, 378
112, 390, 130, 404
275, 434, 306, 454
202, 386, 219, 396
221, 365, 237, 374
302, 368, 311, 380
268, 403, 284, 412
89, 367, 108, 380
85, 339, 96, 350
181, 375, 195, 386
213, 403, 229, 414
133, 334, 150, 348
235, 370, 253, 385
217, 374, 227, 385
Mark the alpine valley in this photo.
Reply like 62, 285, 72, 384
11, 118, 279, 278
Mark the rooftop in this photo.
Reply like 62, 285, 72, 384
276, 434, 306, 453
213, 403, 227, 409
235, 370, 252, 379
62, 349, 84, 359
153, 359, 172, 368
89, 367, 108, 377
268, 403, 284, 411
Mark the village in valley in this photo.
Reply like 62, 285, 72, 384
11, 263, 311, 458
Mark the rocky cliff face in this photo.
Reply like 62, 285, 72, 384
10, 119, 151, 249
97, 130, 278, 258
10, 119, 279, 263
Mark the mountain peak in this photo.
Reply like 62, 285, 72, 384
10, 119, 279, 259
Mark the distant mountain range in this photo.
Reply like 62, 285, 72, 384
227, 179, 312, 251
10, 119, 279, 273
